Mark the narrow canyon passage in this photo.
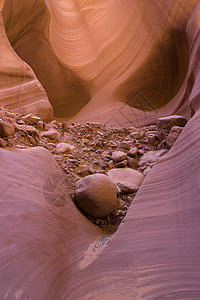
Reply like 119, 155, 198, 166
0, 0, 200, 299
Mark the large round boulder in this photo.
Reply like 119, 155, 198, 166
75, 174, 117, 217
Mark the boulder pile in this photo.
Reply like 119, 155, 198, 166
0, 106, 187, 232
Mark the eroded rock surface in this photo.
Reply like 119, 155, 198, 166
0, 1, 199, 126
0, 0, 200, 298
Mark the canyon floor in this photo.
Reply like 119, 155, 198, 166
1, 106, 187, 233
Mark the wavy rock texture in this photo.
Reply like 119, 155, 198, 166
46, 0, 199, 126
0, 0, 200, 125
0, 147, 105, 299
1, 0, 90, 119
1, 1, 200, 299
0, 105, 200, 299
70, 109, 200, 299
0, 4, 53, 121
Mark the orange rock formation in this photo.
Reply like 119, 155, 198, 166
0, 1, 200, 299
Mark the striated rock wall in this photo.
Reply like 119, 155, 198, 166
1, 0, 90, 119
0, 105, 200, 299
1, 1, 200, 125
46, 0, 199, 126
0, 0, 53, 121
0, 1, 200, 299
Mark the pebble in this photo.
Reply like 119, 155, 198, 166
107, 168, 144, 189
21, 113, 41, 125
0, 138, 7, 147
127, 157, 138, 169
118, 141, 131, 151
128, 147, 138, 157
139, 150, 164, 167
16, 125, 39, 137
36, 121, 45, 131
73, 165, 91, 177
56, 142, 75, 153
145, 131, 158, 146
116, 182, 138, 194
116, 159, 128, 168
17, 120, 26, 125
166, 126, 183, 148
0, 121, 15, 137
143, 166, 151, 176
130, 132, 140, 139
111, 150, 127, 163
28, 135, 37, 146
41, 130, 58, 140
107, 160, 114, 169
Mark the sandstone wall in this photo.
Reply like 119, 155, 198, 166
1, 1, 200, 125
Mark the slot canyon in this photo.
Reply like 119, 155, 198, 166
0, 0, 200, 299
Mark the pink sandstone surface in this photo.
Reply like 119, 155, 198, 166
0, 0, 200, 299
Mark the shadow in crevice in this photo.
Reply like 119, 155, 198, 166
116, 28, 189, 112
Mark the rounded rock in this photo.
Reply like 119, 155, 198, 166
75, 174, 117, 217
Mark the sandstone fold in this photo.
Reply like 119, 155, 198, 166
47, 0, 199, 126
0, 147, 104, 299
0, 8, 53, 121
1, 1, 200, 125
1, 0, 90, 119
62, 104, 200, 299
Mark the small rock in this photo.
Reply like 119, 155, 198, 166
116, 182, 138, 194
36, 121, 45, 131
4, 111, 16, 118
108, 141, 118, 148
101, 150, 111, 159
116, 159, 128, 168
145, 131, 158, 145
75, 174, 117, 217
21, 113, 41, 125
130, 132, 140, 139
74, 165, 90, 177
157, 140, 168, 149
49, 120, 59, 128
111, 150, 127, 163
118, 141, 131, 151
156, 115, 187, 140
107, 168, 144, 189
138, 149, 144, 156
28, 135, 37, 146
127, 157, 137, 169
128, 147, 138, 157
62, 121, 68, 132
166, 126, 183, 148
0, 121, 15, 137
56, 142, 75, 153
139, 131, 145, 138
116, 185, 121, 195
89, 168, 95, 174
16, 125, 39, 137
116, 197, 126, 209
139, 150, 164, 167
107, 160, 114, 169
17, 120, 26, 125
0, 138, 7, 147
41, 130, 58, 140
143, 166, 151, 176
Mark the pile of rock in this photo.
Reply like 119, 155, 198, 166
0, 106, 188, 232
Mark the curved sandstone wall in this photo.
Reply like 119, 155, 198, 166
0, 2, 200, 298
0, 0, 200, 125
